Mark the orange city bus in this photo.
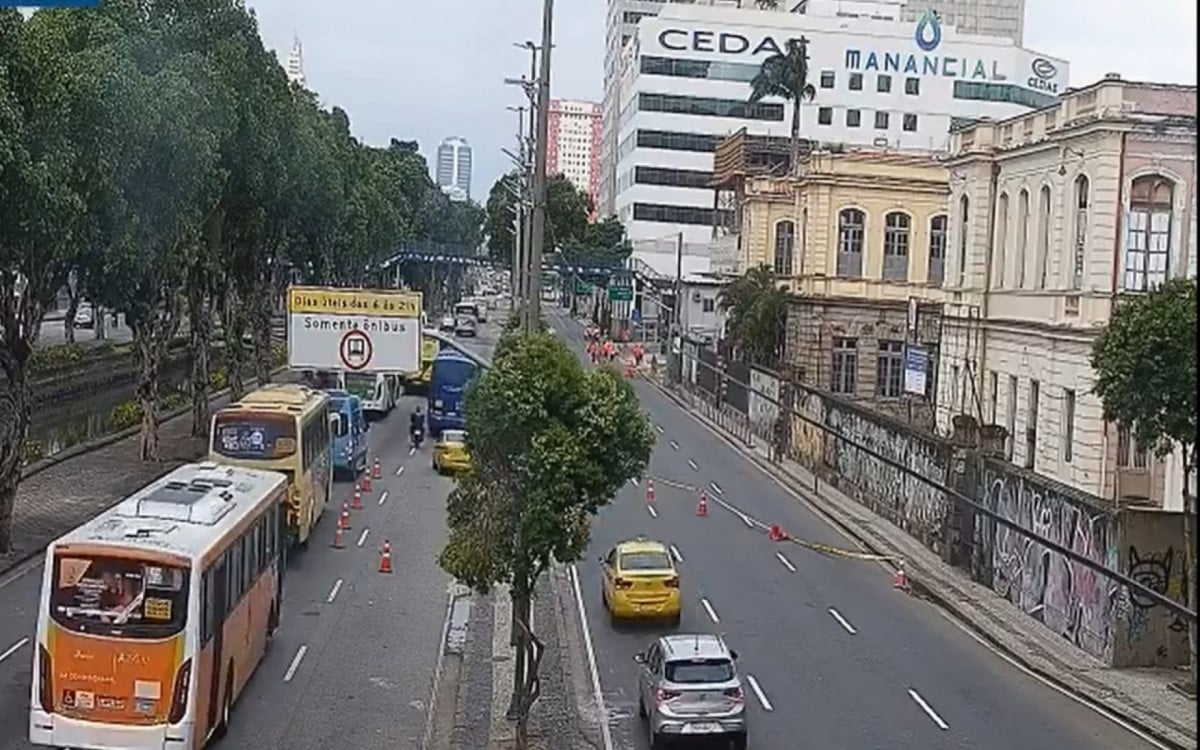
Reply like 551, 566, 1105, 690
30, 462, 288, 750
208, 383, 336, 547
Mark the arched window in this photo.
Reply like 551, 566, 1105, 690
1070, 175, 1089, 290
836, 208, 865, 277
956, 195, 969, 285
1016, 189, 1030, 287
773, 220, 795, 276
882, 212, 910, 281
993, 193, 1009, 288
1124, 175, 1173, 290
927, 215, 947, 286
1035, 185, 1051, 288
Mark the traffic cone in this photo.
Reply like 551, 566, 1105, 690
768, 524, 788, 542
331, 523, 345, 549
351, 487, 363, 510
372, 458, 382, 479
339, 503, 351, 531
379, 540, 393, 574
361, 473, 372, 493
645, 479, 655, 504
893, 563, 910, 591
696, 492, 708, 517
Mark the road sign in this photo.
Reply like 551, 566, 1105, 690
608, 285, 633, 302
631, 308, 641, 323
575, 279, 591, 294
287, 286, 422, 372
339, 330, 374, 370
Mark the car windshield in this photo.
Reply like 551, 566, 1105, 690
50, 554, 190, 638
442, 430, 467, 444
664, 658, 734, 684
620, 551, 672, 571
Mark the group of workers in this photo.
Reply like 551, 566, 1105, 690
584, 324, 645, 369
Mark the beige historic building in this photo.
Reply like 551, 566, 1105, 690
939, 76, 1197, 510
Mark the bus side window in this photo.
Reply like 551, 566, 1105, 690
266, 505, 277, 562
200, 570, 212, 643
245, 523, 257, 590
229, 540, 244, 607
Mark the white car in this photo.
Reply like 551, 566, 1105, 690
75, 303, 94, 328
439, 314, 456, 332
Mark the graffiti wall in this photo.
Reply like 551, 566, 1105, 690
823, 401, 952, 553
1113, 509, 1190, 667
748, 367, 780, 440
790, 388, 825, 469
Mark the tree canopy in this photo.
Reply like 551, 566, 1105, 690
719, 265, 789, 367
749, 37, 816, 168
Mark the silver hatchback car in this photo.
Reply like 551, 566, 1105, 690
634, 634, 748, 749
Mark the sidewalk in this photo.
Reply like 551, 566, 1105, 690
645, 373, 1197, 750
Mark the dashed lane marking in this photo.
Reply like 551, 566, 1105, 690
709, 481, 723, 495
775, 552, 796, 573
356, 529, 370, 547
669, 544, 683, 562
828, 608, 858, 635
395, 465, 406, 477
647, 504, 658, 518
326, 579, 344, 603
283, 645, 308, 683
700, 597, 720, 624
378, 491, 389, 506
746, 674, 773, 712
629, 477, 639, 487
0, 638, 29, 665
687, 459, 699, 471
908, 689, 949, 730
669, 440, 680, 450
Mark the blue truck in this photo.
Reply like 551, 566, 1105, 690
427, 349, 478, 438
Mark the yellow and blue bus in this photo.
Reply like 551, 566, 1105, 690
208, 384, 334, 547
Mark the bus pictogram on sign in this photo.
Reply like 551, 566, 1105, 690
339, 330, 374, 370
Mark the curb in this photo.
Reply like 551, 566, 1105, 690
641, 375, 1194, 750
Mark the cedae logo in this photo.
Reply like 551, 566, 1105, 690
1028, 58, 1060, 93
657, 28, 797, 57
914, 10, 942, 52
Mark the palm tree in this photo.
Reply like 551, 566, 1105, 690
719, 265, 789, 367
748, 37, 817, 171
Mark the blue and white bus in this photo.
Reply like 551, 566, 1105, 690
427, 349, 477, 438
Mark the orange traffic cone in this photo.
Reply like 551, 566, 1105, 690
893, 563, 910, 591
361, 473, 373, 493
372, 458, 382, 479
339, 503, 351, 531
646, 479, 655, 504
351, 487, 363, 510
696, 492, 708, 517
331, 523, 345, 549
379, 540, 394, 574
767, 524, 788, 542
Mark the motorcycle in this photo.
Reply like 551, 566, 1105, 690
410, 427, 425, 450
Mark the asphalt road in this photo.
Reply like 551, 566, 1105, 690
546, 309, 1163, 750
37, 315, 133, 348
0, 323, 501, 750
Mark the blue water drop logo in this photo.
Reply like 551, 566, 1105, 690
914, 10, 941, 52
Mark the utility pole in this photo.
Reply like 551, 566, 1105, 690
506, 105, 527, 313
527, 0, 554, 335
523, 44, 538, 331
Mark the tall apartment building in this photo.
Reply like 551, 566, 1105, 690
284, 36, 305, 88
436, 137, 472, 202
547, 100, 603, 218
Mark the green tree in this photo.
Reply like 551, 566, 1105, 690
749, 37, 816, 169
719, 264, 789, 367
545, 174, 589, 251
440, 332, 654, 746
1090, 277, 1197, 689
484, 170, 522, 263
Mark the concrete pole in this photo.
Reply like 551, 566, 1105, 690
526, 0, 554, 335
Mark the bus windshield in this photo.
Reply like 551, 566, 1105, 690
343, 373, 376, 400
454, 303, 478, 319
212, 412, 297, 460
431, 359, 475, 395
49, 554, 189, 638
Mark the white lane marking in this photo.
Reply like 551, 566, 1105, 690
629, 476, 639, 487
0, 637, 29, 664
408, 447, 416, 456
356, 529, 370, 547
687, 459, 699, 471
669, 440, 679, 450
395, 465, 406, 477
326, 579, 344, 603
283, 645, 308, 683
908, 689, 949, 730
828, 608, 858, 635
709, 482, 723, 495
746, 674, 773, 712
738, 512, 754, 529
569, 565, 615, 750
378, 490, 389, 506
775, 551, 796, 573
654, 424, 664, 434
699, 597, 720, 624
669, 544, 683, 563
647, 504, 658, 518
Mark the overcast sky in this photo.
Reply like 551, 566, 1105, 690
243, 0, 1196, 202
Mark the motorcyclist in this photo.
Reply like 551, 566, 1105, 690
409, 406, 425, 445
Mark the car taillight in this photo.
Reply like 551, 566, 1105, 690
655, 688, 680, 703
663, 576, 679, 588
37, 645, 53, 712
614, 578, 633, 589
167, 659, 192, 724
723, 686, 744, 701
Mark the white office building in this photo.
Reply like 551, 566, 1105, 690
436, 137, 472, 201
611, 1, 1066, 267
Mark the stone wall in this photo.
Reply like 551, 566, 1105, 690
719, 362, 1190, 668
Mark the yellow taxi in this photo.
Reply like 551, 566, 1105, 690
600, 537, 681, 626
432, 429, 471, 473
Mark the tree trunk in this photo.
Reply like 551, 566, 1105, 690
0, 351, 31, 554
188, 281, 212, 438
789, 98, 801, 176
94, 306, 107, 341
130, 322, 161, 461
221, 291, 248, 401
1181, 450, 1197, 691
251, 285, 274, 387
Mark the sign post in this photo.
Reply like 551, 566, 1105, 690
287, 286, 422, 373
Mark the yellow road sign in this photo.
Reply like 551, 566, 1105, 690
287, 286, 422, 318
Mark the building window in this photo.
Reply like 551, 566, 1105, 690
956, 195, 970, 286
1025, 379, 1040, 470
831, 338, 858, 395
634, 129, 722, 153
819, 70, 835, 88
849, 73, 863, 91
1006, 375, 1018, 460
902, 113, 918, 132
877, 74, 892, 93
637, 92, 784, 122
882, 211, 910, 281
1070, 175, 1089, 290
702, 297, 715, 313
1117, 424, 1149, 469
928, 214, 947, 286
773, 220, 795, 276
836, 208, 865, 278
904, 77, 920, 95
639, 56, 760, 83
988, 371, 999, 423
817, 107, 833, 125
846, 109, 861, 128
1036, 185, 1051, 288
949, 364, 960, 412
952, 80, 1057, 109
1124, 175, 1173, 291
632, 202, 732, 226
876, 341, 904, 398
633, 166, 714, 189
874, 111, 889, 130
993, 192, 1009, 288
1016, 189, 1030, 287
1062, 389, 1076, 463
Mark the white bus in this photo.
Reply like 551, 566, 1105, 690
303, 371, 399, 418
31, 463, 288, 750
